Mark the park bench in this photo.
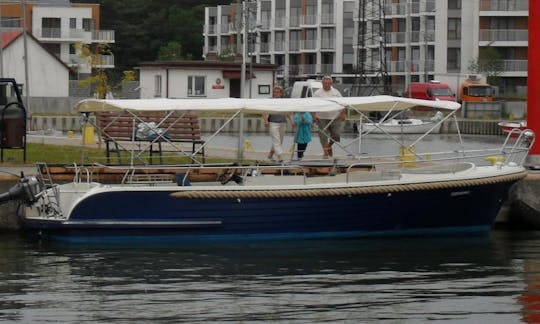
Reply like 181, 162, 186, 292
96, 111, 205, 164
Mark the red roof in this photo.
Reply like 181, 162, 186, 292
1, 30, 23, 49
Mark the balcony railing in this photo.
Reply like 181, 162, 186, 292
480, 0, 528, 11
92, 30, 115, 42
299, 64, 317, 75
260, 42, 270, 53
289, 40, 301, 51
206, 24, 216, 34
290, 16, 301, 28
321, 13, 335, 25
321, 38, 335, 50
503, 60, 528, 71
302, 15, 317, 25
320, 64, 334, 74
94, 54, 114, 67
40, 27, 61, 38
302, 39, 317, 50
220, 24, 230, 33
260, 18, 271, 30
274, 41, 285, 51
275, 17, 287, 28
385, 32, 406, 44
479, 29, 528, 42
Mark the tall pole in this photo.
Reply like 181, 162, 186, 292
22, 0, 29, 110
237, 1, 247, 160
404, 0, 411, 92
0, 0, 3, 78
526, 0, 540, 166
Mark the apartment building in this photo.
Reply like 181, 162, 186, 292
0, 0, 115, 79
203, 0, 527, 96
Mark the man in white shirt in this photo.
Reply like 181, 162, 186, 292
313, 75, 344, 158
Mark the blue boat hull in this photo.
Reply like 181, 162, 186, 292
21, 179, 517, 242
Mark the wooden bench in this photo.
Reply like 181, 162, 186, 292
96, 111, 205, 164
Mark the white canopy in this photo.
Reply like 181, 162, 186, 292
76, 95, 461, 114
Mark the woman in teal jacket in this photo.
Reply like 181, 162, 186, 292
293, 112, 313, 159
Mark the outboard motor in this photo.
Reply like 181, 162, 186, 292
0, 175, 41, 205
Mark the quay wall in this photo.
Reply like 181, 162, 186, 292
31, 115, 506, 136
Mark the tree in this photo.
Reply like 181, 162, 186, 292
158, 41, 185, 61
468, 47, 504, 86
75, 42, 112, 99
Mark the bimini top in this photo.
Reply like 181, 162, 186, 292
76, 95, 461, 114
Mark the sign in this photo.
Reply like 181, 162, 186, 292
212, 78, 225, 90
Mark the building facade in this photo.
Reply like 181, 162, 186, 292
203, 0, 527, 96
137, 61, 277, 99
0, 0, 115, 78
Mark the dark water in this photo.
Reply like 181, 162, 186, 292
1, 231, 540, 323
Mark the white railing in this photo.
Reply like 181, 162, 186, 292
290, 16, 301, 27
299, 64, 317, 75
40, 27, 61, 38
92, 30, 115, 42
94, 54, 114, 67
206, 24, 216, 34
275, 17, 287, 28
320, 64, 334, 74
260, 42, 270, 53
220, 24, 229, 33
386, 32, 406, 44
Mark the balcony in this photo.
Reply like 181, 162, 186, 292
275, 17, 287, 29
480, 0, 528, 11
260, 42, 270, 53
385, 32, 406, 44
289, 40, 301, 52
220, 24, 230, 33
92, 30, 115, 43
321, 13, 335, 25
301, 39, 317, 51
320, 64, 334, 74
479, 29, 528, 42
289, 16, 301, 28
502, 59, 528, 72
94, 54, 114, 68
274, 41, 285, 52
299, 64, 317, 75
40, 27, 61, 38
205, 45, 218, 53
206, 24, 217, 35
302, 15, 317, 26
321, 38, 335, 50
260, 18, 271, 30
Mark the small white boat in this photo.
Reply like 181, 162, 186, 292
360, 111, 443, 134
498, 121, 527, 137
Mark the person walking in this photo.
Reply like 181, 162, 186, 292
262, 86, 290, 161
293, 111, 313, 160
312, 75, 344, 158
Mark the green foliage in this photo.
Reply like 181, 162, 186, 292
158, 41, 185, 61
468, 47, 504, 86
122, 70, 137, 82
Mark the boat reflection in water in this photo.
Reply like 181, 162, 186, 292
1, 232, 540, 322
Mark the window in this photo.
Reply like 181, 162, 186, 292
154, 75, 162, 97
82, 18, 93, 32
188, 76, 205, 97
447, 48, 461, 71
69, 43, 76, 55
1, 17, 20, 28
448, 18, 461, 40
42, 18, 60, 38
70, 18, 76, 29
448, 0, 462, 9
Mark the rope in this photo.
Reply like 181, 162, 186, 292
170, 171, 526, 199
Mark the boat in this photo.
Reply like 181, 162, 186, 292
359, 111, 444, 134
4, 95, 534, 243
498, 121, 527, 137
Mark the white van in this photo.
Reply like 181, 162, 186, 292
290, 80, 322, 98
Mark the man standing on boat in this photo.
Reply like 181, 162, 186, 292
263, 86, 291, 161
313, 75, 344, 158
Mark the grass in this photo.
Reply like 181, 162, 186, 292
0, 143, 234, 165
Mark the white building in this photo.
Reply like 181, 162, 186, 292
203, 0, 528, 96
137, 61, 277, 99
1, 30, 70, 97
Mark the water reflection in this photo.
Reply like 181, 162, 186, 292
1, 232, 540, 322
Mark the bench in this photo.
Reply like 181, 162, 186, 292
96, 111, 205, 164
